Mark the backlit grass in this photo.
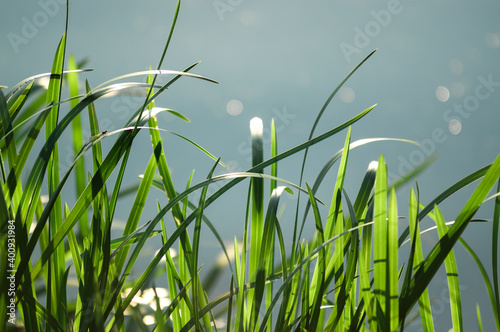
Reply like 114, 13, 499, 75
1, 1, 499, 331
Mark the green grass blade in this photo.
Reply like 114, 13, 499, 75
434, 205, 463, 332
5, 68, 92, 102
16, 93, 163, 281
374, 154, 388, 330
458, 237, 500, 330
301, 138, 416, 232
192, 158, 220, 331
293, 49, 377, 261
102, 102, 374, 327
477, 304, 484, 332
387, 187, 398, 331
493, 179, 500, 325
44, 33, 67, 327
249, 116, 264, 330
253, 186, 288, 332
407, 188, 434, 332
400, 152, 500, 321
114, 152, 157, 274
68, 54, 89, 238
296, 49, 377, 191
399, 163, 492, 246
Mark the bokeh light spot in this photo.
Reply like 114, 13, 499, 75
485, 33, 500, 49
435, 86, 450, 102
226, 99, 243, 116
448, 119, 462, 135
143, 315, 155, 325
339, 87, 355, 103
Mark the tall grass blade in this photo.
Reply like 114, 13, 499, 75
374, 154, 388, 330
493, 179, 500, 326
192, 158, 220, 331
407, 188, 435, 332
67, 54, 89, 238
400, 152, 500, 320
387, 187, 398, 331
433, 205, 463, 331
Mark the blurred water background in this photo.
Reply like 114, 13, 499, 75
1, 0, 499, 330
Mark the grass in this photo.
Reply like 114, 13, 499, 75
1, 1, 500, 331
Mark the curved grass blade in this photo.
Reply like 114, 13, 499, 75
5, 69, 93, 102
15, 88, 166, 281
92, 69, 219, 93
111, 105, 375, 322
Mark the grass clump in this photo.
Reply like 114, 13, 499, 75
1, 1, 500, 331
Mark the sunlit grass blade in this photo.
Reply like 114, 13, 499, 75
5, 68, 92, 102
17, 96, 166, 282
67, 54, 89, 238
5, 81, 34, 126
112, 173, 312, 327
400, 152, 500, 321
114, 152, 157, 273
44, 32, 67, 328
325, 189, 360, 331
477, 303, 484, 332
407, 188, 435, 332
358, 173, 377, 331
226, 275, 234, 332
252, 186, 289, 331
248, 116, 264, 330
0, 89, 22, 211
373, 154, 388, 330
493, 179, 500, 325
0, 84, 25, 176
433, 205, 463, 331
105, 104, 372, 329
263, 221, 376, 331
329, 128, 352, 331
301, 138, 416, 232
